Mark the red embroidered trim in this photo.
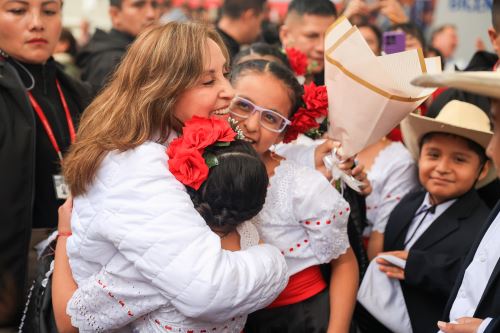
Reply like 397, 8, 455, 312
97, 279, 134, 317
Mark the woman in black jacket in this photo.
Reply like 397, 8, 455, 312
0, 0, 90, 327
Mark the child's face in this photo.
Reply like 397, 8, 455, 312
231, 72, 293, 155
418, 134, 488, 204
487, 99, 500, 178
174, 39, 234, 124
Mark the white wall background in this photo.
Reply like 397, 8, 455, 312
62, 0, 111, 36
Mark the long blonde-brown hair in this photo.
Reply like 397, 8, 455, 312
63, 22, 229, 196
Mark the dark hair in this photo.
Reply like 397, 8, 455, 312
231, 59, 304, 118
187, 140, 268, 235
493, 0, 500, 31
419, 132, 488, 167
389, 22, 426, 50
233, 42, 291, 68
59, 28, 78, 58
221, 0, 266, 19
109, 0, 122, 8
358, 22, 382, 53
287, 0, 337, 18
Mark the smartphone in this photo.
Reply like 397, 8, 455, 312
382, 31, 406, 54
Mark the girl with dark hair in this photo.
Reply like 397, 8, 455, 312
233, 42, 291, 68
54, 116, 274, 332
230, 60, 359, 333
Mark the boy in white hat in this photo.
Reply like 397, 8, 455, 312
368, 100, 494, 333
412, 70, 500, 333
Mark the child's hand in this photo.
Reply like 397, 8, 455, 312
314, 139, 341, 180
351, 163, 372, 196
58, 197, 73, 234
376, 250, 408, 280
437, 318, 484, 333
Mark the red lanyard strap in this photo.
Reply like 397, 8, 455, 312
28, 79, 76, 161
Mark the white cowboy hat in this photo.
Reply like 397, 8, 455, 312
401, 100, 495, 188
411, 70, 500, 99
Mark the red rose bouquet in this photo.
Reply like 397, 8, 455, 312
167, 116, 236, 190
283, 83, 329, 143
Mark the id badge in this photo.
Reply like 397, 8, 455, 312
53, 174, 70, 199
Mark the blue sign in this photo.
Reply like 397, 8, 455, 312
449, 0, 492, 12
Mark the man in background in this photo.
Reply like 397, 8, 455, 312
77, 0, 160, 93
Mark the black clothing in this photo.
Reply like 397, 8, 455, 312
245, 288, 329, 333
313, 71, 325, 86
426, 51, 500, 210
0, 56, 90, 326
216, 27, 240, 61
76, 28, 134, 94
443, 202, 500, 331
380, 190, 489, 333
12, 60, 82, 229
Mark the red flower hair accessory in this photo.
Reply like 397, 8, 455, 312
167, 116, 236, 190
285, 47, 308, 77
283, 83, 329, 143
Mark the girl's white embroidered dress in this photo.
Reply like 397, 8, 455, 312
253, 159, 350, 276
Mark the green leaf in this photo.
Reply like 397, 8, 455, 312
215, 141, 230, 147
204, 152, 219, 168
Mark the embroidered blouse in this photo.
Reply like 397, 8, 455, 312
252, 159, 350, 276
365, 142, 418, 235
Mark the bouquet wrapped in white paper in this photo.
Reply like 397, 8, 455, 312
325, 16, 442, 157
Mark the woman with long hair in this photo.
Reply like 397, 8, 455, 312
52, 22, 287, 332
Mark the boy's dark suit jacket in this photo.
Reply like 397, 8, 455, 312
383, 189, 490, 333
442, 202, 500, 333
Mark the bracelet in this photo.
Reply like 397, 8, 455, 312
57, 231, 72, 238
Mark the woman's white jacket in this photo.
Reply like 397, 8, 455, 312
66, 141, 288, 331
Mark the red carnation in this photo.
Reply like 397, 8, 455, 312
285, 47, 308, 76
168, 147, 209, 190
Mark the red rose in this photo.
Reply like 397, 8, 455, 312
283, 108, 319, 143
291, 108, 319, 132
303, 83, 328, 117
283, 126, 300, 143
182, 116, 236, 149
285, 47, 308, 76
167, 137, 185, 160
168, 147, 209, 190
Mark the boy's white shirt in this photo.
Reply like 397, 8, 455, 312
66, 141, 288, 331
441, 212, 500, 333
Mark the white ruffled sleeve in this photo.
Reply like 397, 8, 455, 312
370, 159, 418, 234
68, 143, 288, 327
274, 138, 319, 169
291, 166, 351, 263
67, 269, 163, 332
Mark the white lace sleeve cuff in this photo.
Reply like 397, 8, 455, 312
67, 270, 165, 332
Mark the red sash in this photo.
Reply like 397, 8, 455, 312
268, 265, 327, 308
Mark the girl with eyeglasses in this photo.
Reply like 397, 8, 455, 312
230, 60, 358, 333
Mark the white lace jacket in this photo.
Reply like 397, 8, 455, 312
66, 142, 288, 332
253, 160, 351, 276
